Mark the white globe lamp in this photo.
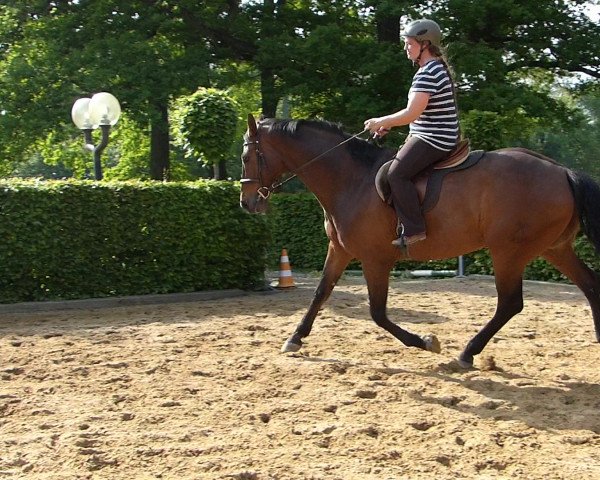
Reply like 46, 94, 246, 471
71, 92, 121, 180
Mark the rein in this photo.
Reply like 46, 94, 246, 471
242, 128, 370, 199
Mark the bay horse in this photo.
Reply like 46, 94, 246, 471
240, 114, 600, 368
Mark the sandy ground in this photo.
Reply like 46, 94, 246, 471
1, 273, 600, 480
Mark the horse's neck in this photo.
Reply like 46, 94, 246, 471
291, 145, 378, 214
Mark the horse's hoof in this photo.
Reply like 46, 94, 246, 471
456, 357, 474, 369
281, 339, 302, 353
423, 334, 441, 354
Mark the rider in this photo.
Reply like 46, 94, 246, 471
364, 19, 459, 247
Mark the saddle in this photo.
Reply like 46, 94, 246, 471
376, 140, 485, 213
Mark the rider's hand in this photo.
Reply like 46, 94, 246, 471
364, 118, 390, 137
364, 118, 381, 133
374, 127, 390, 139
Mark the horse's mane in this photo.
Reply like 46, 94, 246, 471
261, 118, 386, 166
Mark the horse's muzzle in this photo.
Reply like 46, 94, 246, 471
240, 194, 268, 214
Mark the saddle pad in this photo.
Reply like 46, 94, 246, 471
419, 150, 485, 213
434, 139, 471, 170
375, 150, 485, 214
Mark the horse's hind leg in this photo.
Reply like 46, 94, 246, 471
543, 244, 600, 342
281, 242, 352, 353
362, 261, 441, 353
459, 255, 526, 367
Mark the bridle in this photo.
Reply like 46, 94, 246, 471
241, 127, 369, 200
240, 138, 272, 200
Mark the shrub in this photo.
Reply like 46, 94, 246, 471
0, 179, 269, 303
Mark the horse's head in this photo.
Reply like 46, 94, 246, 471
240, 114, 287, 213
240, 114, 383, 213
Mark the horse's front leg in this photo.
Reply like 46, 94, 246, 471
281, 242, 352, 353
362, 261, 441, 353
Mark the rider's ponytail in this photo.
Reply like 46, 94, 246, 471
428, 43, 463, 140
429, 44, 454, 80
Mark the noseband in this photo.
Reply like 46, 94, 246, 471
241, 127, 370, 200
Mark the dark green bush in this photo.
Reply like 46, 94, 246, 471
467, 236, 600, 282
266, 193, 329, 269
4, 182, 598, 305
0, 179, 269, 303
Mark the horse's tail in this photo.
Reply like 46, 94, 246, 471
567, 169, 600, 254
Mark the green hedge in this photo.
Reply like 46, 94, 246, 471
268, 193, 600, 282
4, 182, 598, 305
467, 235, 600, 282
266, 193, 329, 269
0, 179, 269, 303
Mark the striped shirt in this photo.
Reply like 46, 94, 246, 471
409, 59, 459, 151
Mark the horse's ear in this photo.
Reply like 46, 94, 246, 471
247, 114, 257, 136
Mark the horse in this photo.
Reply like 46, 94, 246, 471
239, 113, 600, 368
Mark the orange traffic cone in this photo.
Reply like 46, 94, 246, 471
276, 248, 295, 289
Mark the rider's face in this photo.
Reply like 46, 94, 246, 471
404, 37, 421, 61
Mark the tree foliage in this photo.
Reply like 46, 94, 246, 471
0, 0, 598, 179
172, 88, 240, 180
0, 0, 213, 178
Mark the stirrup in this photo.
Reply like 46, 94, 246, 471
392, 232, 427, 248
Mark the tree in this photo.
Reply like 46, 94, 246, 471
1, 1, 598, 181
0, 0, 297, 178
531, 88, 600, 179
172, 88, 240, 180
0, 1, 214, 179
438, 0, 599, 116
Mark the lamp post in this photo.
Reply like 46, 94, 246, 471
71, 92, 121, 180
